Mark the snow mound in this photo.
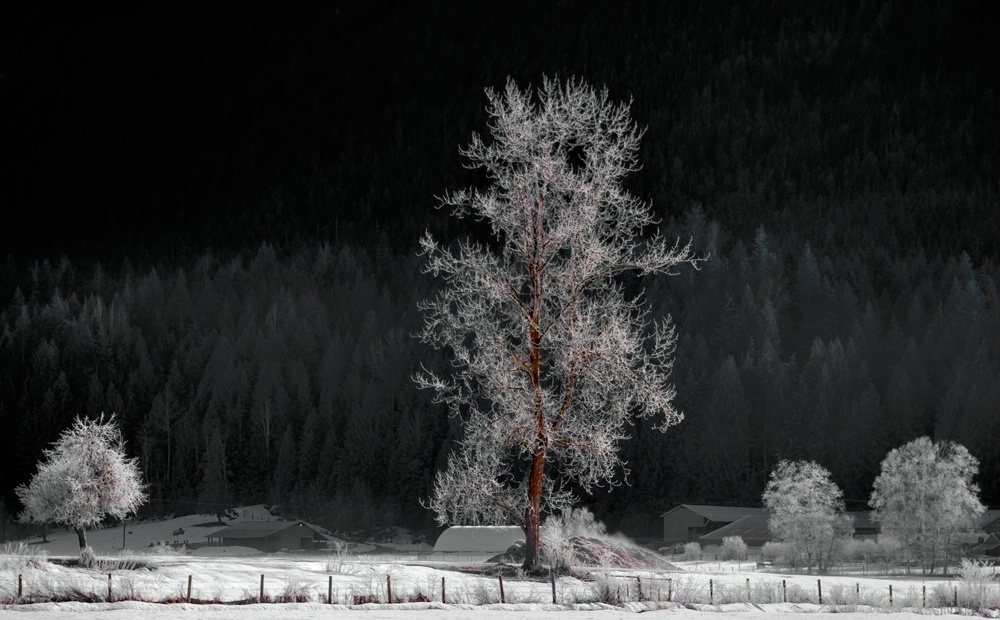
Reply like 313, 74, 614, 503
488, 536, 676, 569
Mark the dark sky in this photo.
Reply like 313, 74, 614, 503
4, 1, 998, 263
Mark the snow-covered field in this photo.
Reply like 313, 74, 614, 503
3, 513, 998, 618
4, 554, 996, 617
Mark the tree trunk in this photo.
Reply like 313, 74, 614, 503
75, 526, 87, 549
522, 449, 545, 571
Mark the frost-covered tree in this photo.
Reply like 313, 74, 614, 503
16, 414, 147, 556
869, 437, 984, 574
416, 76, 697, 570
762, 460, 853, 573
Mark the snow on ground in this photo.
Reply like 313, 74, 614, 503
2, 601, 989, 619
13, 506, 282, 557
3, 554, 995, 618
5, 515, 995, 618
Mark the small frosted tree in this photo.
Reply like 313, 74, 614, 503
16, 414, 147, 559
869, 437, 984, 574
762, 460, 853, 573
416, 76, 697, 570
721, 535, 748, 560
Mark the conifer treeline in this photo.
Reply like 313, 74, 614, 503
2, 216, 997, 535
7, 1, 997, 263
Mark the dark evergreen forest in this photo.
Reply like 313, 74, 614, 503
2, 0, 997, 537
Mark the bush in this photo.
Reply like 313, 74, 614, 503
683, 542, 701, 560
761, 541, 795, 566
0, 542, 48, 570
841, 538, 878, 563
955, 558, 1000, 610
872, 536, 903, 567
721, 535, 747, 560
541, 507, 609, 571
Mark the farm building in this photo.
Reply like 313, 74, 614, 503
977, 509, 1000, 534
849, 511, 880, 539
693, 510, 879, 548
433, 526, 524, 553
972, 533, 1000, 557
206, 520, 326, 552
660, 505, 767, 544
699, 515, 770, 547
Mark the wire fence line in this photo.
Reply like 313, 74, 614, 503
4, 569, 1000, 610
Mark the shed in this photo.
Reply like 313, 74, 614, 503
433, 526, 524, 553
206, 520, 326, 552
660, 505, 767, 544
699, 515, 770, 547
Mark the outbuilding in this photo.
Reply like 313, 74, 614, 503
660, 505, 768, 544
206, 520, 326, 552
433, 526, 524, 554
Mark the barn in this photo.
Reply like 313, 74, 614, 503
699, 514, 771, 547
697, 510, 879, 548
660, 505, 768, 544
433, 526, 524, 553
206, 520, 326, 552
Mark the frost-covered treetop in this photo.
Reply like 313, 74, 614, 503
17, 414, 147, 531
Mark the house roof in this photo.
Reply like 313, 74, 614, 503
661, 505, 768, 522
700, 511, 878, 545
700, 515, 770, 544
977, 509, 1000, 529
206, 520, 321, 540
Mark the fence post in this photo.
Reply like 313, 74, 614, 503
889, 584, 893, 606
668, 578, 672, 602
637, 576, 643, 601
856, 582, 859, 600
953, 586, 957, 608
782, 579, 787, 603
19, 573, 23, 599
108, 573, 112, 601
746, 578, 750, 602
551, 571, 557, 604
260, 574, 264, 602
710, 579, 714, 605
817, 579, 822, 605
187, 575, 192, 603
386, 574, 392, 604
922, 585, 926, 607
442, 577, 446, 604
328, 575, 332, 604
499, 574, 505, 604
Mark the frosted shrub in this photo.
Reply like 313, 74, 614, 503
841, 538, 878, 564
761, 541, 798, 567
721, 535, 747, 560
956, 558, 1000, 610
0, 542, 48, 571
872, 536, 903, 570
561, 508, 607, 538
541, 507, 610, 571
79, 546, 96, 569
324, 540, 359, 575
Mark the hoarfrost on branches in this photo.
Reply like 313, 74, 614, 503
16, 414, 148, 559
762, 460, 853, 574
415, 76, 698, 570
869, 436, 984, 574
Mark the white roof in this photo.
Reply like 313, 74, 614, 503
433, 526, 524, 553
